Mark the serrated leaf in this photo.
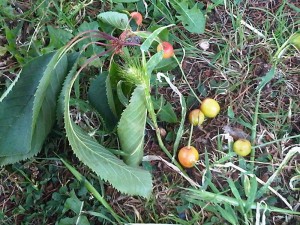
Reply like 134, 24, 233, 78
88, 72, 118, 131
63, 58, 152, 198
97, 11, 129, 30
117, 85, 147, 166
0, 51, 68, 165
171, 1, 206, 34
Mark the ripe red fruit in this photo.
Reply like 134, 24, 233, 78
157, 41, 174, 59
178, 146, 199, 168
130, 12, 143, 26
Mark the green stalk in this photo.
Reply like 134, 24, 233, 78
60, 158, 123, 223
250, 89, 261, 171
144, 84, 185, 172
141, 53, 185, 172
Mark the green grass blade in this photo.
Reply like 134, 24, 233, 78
60, 158, 122, 223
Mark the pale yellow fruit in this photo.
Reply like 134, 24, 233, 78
200, 98, 220, 118
233, 139, 252, 157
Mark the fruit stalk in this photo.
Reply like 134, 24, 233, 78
144, 84, 185, 171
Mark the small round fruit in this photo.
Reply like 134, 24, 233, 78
178, 146, 199, 168
130, 12, 143, 26
233, 139, 252, 157
189, 109, 205, 126
157, 41, 174, 59
200, 98, 220, 118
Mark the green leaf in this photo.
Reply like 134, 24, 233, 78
146, 51, 163, 75
0, 51, 68, 165
215, 205, 238, 225
58, 216, 90, 225
155, 56, 178, 72
88, 72, 118, 131
171, 1, 206, 34
157, 102, 178, 123
117, 85, 147, 166
63, 57, 152, 198
47, 26, 73, 49
140, 25, 174, 52
97, 11, 129, 30
256, 67, 275, 91
76, 22, 104, 67
63, 190, 83, 215
245, 175, 258, 213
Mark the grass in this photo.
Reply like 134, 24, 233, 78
1, 0, 300, 224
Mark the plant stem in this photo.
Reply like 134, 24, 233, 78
250, 89, 261, 171
60, 158, 123, 223
144, 85, 185, 171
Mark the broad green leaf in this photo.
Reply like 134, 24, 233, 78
63, 58, 152, 198
117, 85, 147, 166
97, 11, 129, 30
171, 0, 206, 34
88, 72, 118, 131
47, 26, 73, 49
62, 190, 83, 214
0, 51, 68, 165
157, 102, 178, 123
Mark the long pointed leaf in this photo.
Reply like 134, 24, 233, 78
63, 57, 152, 198
117, 85, 147, 166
